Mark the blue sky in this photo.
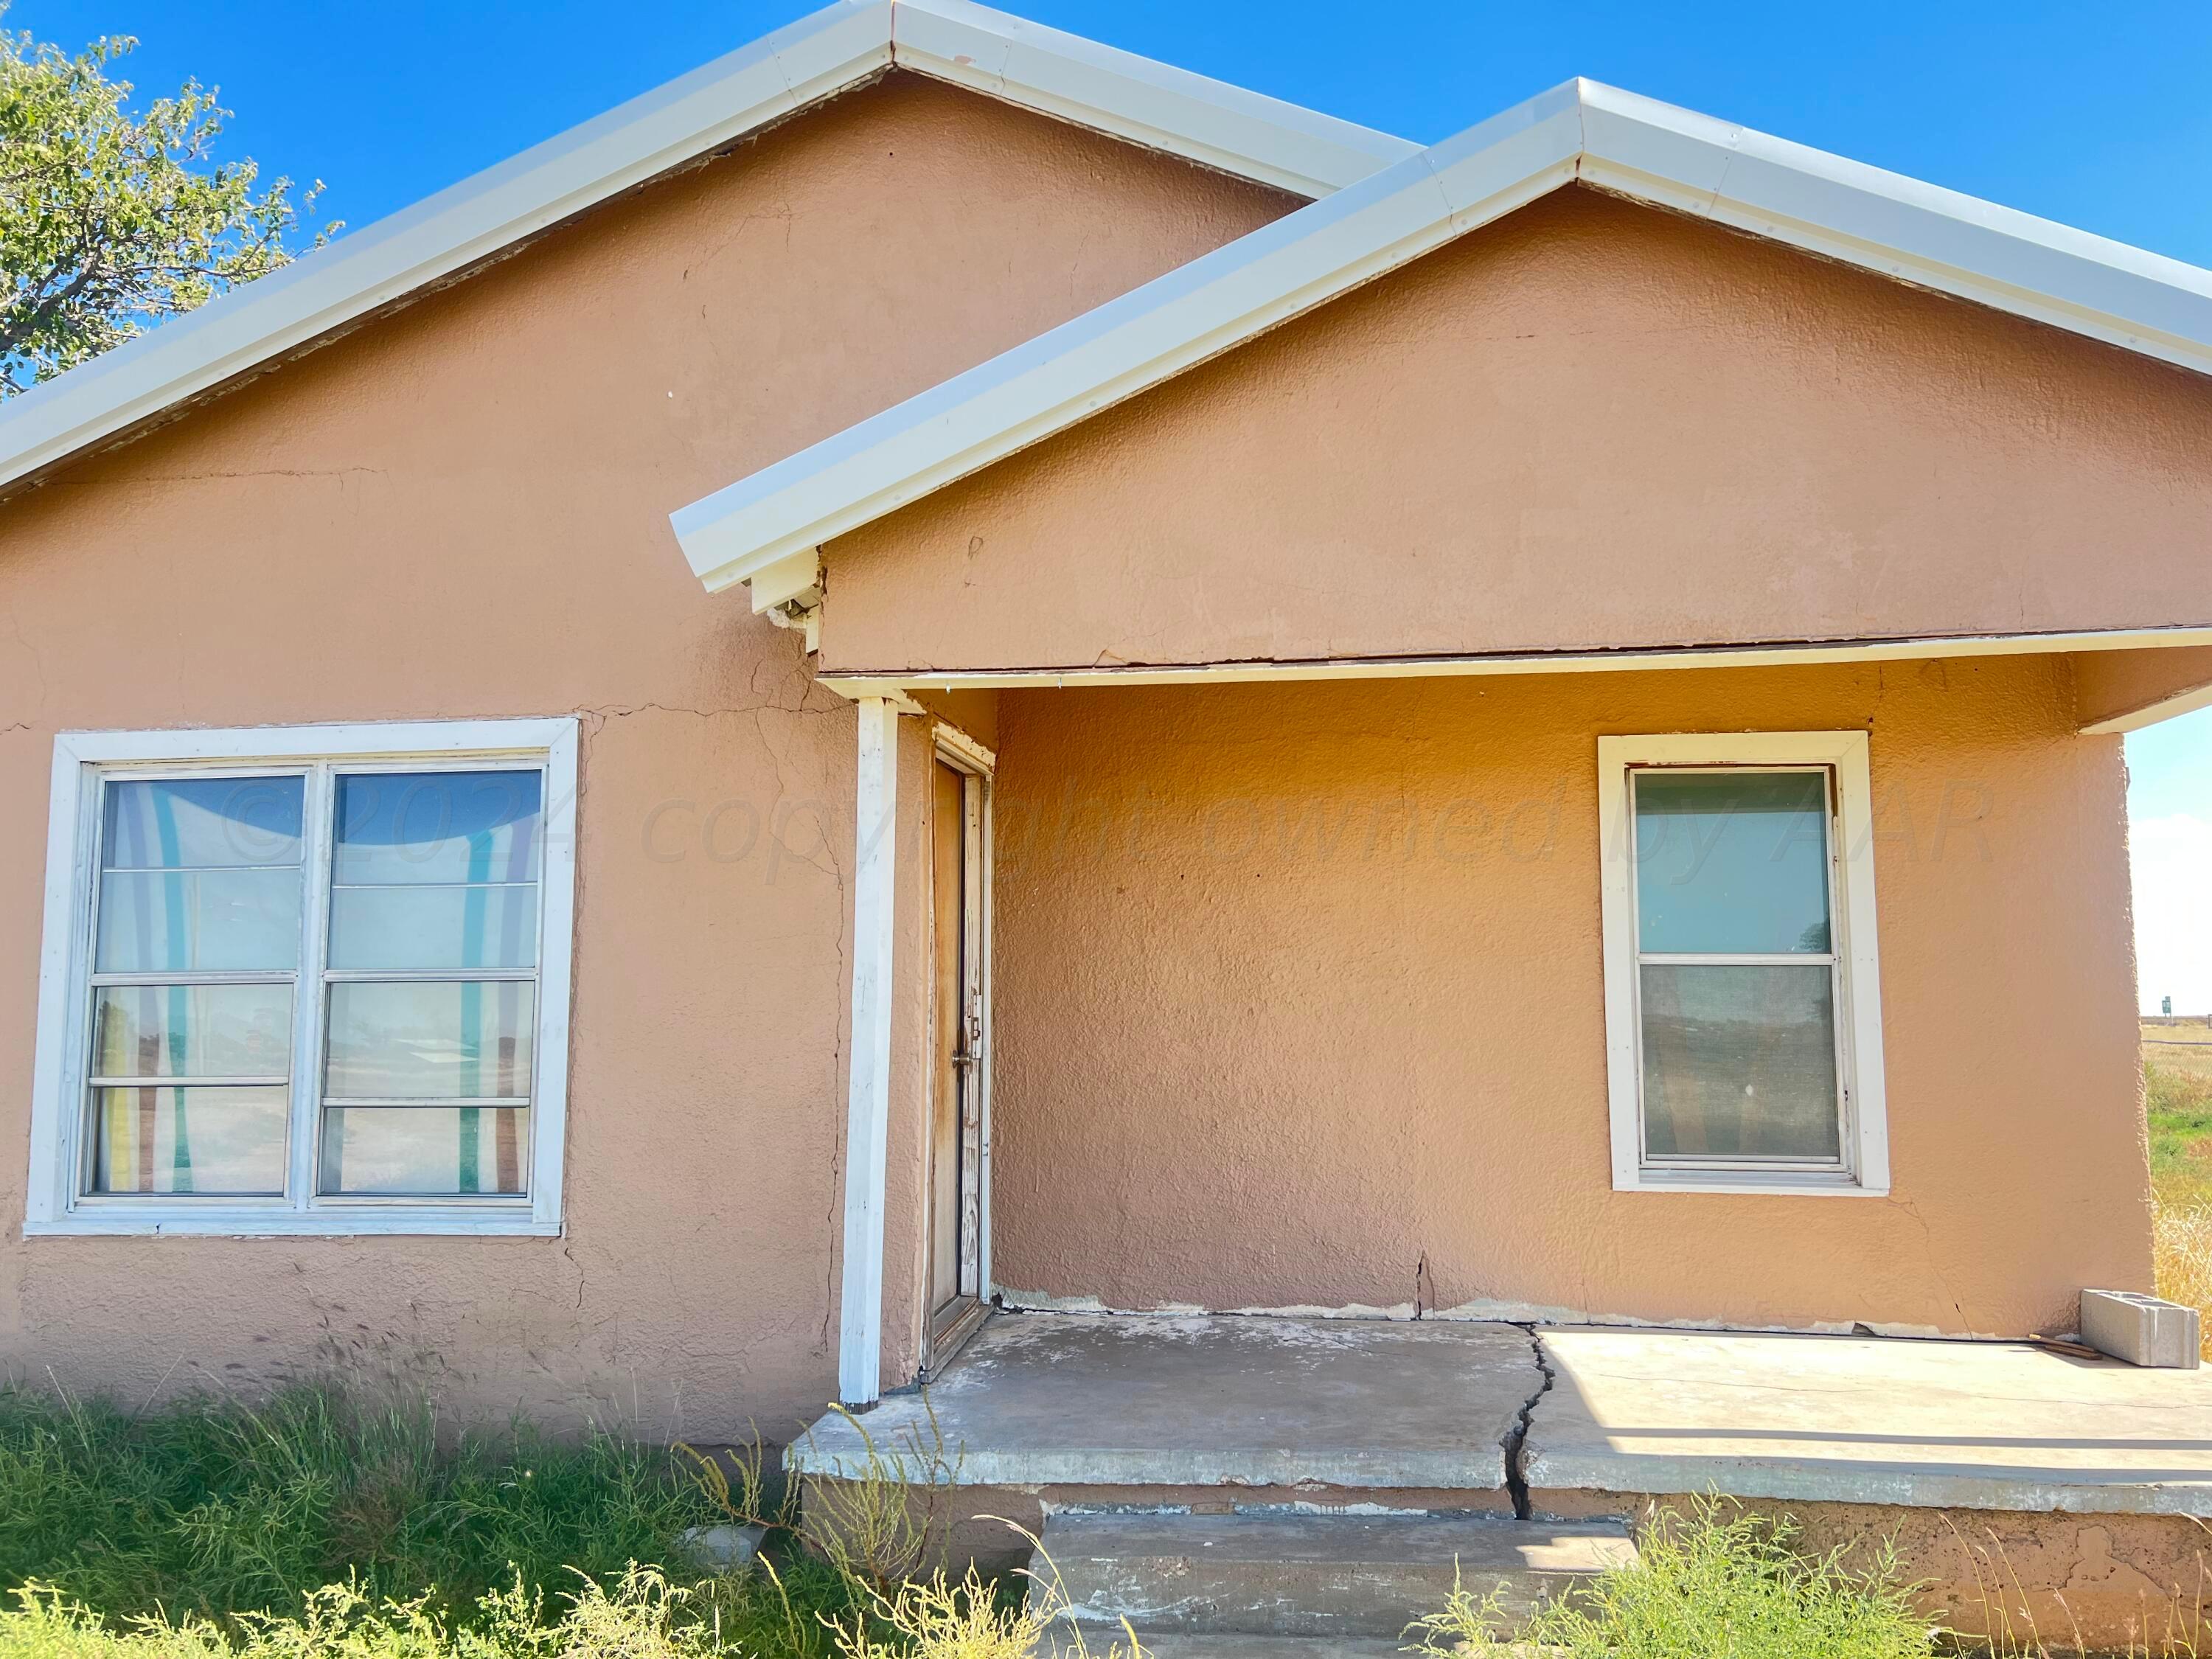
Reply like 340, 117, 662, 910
18, 0, 2212, 1009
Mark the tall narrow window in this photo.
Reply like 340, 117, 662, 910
1598, 733, 1888, 1195
28, 720, 576, 1236
87, 776, 304, 1196
321, 771, 543, 1197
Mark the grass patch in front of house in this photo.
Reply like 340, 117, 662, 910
1405, 1499, 1938, 1658
0, 1380, 1063, 1659
0, 1383, 726, 1629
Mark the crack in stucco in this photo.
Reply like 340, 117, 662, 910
1501, 1325, 1555, 1521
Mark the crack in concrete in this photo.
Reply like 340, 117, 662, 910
1500, 1326, 1555, 1520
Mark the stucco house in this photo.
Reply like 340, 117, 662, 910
5, 2, 2212, 1646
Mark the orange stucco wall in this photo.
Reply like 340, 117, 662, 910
0, 75, 1293, 1427
820, 186, 2212, 675
986, 658, 2152, 1337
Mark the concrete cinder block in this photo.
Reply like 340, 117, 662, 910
2080, 1290, 2202, 1369
677, 1523, 764, 1571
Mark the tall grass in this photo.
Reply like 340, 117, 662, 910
1405, 1500, 1937, 1658
0, 1384, 715, 1626
2147, 1058, 2212, 1361
2156, 1197, 2212, 1363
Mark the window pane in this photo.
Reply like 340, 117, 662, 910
96, 869, 302, 973
104, 777, 302, 869
90, 1085, 288, 1194
1633, 771, 1832, 955
327, 885, 539, 971
319, 1106, 529, 1196
324, 981, 535, 1099
1640, 963, 1841, 1161
92, 984, 291, 1079
333, 772, 543, 886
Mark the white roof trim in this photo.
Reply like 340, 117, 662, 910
812, 622, 2212, 698
673, 77, 2212, 596
0, 0, 1411, 498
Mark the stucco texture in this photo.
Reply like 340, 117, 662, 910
0, 74, 1293, 1427
820, 186, 2212, 676
984, 657, 2151, 1338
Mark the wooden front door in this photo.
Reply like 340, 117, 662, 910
925, 754, 986, 1366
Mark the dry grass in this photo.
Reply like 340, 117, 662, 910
2155, 1197, 2212, 1364
2144, 1024, 2212, 1360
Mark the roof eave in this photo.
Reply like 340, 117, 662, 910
672, 77, 2212, 596
0, 0, 1412, 499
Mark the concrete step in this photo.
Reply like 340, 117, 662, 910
1031, 1509, 1635, 1640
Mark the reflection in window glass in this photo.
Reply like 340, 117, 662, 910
319, 1106, 529, 1195
1633, 771, 1831, 955
91, 1086, 288, 1194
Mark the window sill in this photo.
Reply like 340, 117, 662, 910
26, 1208, 560, 1237
1615, 1168, 1887, 1198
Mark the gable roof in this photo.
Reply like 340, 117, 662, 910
672, 77, 2212, 599
0, 0, 1412, 499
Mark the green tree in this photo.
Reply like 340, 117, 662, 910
0, 20, 335, 395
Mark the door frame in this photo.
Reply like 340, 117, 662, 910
922, 720, 994, 1374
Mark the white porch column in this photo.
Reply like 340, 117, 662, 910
838, 696, 899, 1406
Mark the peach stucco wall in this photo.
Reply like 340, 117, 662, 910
986, 658, 2152, 1338
820, 186, 2212, 676
0, 75, 1292, 1427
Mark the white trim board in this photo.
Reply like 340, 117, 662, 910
838, 697, 901, 1405
0, 0, 1410, 501
25, 716, 578, 1237
672, 76, 2212, 596
810, 622, 2212, 717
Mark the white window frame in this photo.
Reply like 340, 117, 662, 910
26, 718, 578, 1237
1597, 731, 1889, 1197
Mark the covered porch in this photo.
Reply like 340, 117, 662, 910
790, 1310, 2212, 1651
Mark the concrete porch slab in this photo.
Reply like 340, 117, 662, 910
1523, 1326, 2212, 1517
786, 1312, 1540, 1490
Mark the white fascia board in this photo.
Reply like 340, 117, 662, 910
0, 1, 893, 495
673, 83, 1585, 592
812, 623, 2212, 698
674, 78, 2212, 594
0, 0, 1406, 498
893, 0, 1417, 198
1576, 81, 2212, 377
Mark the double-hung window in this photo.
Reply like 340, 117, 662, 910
1597, 731, 1888, 1194
27, 719, 577, 1235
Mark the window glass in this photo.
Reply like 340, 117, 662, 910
95, 777, 305, 974
324, 981, 535, 1099
327, 884, 539, 971
93, 984, 291, 1078
319, 1106, 530, 1196
1633, 771, 1831, 955
1638, 964, 1840, 1161
319, 768, 543, 1200
103, 777, 303, 869
90, 1086, 288, 1194
332, 772, 541, 886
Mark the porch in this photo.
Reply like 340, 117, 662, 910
789, 1311, 2212, 1652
